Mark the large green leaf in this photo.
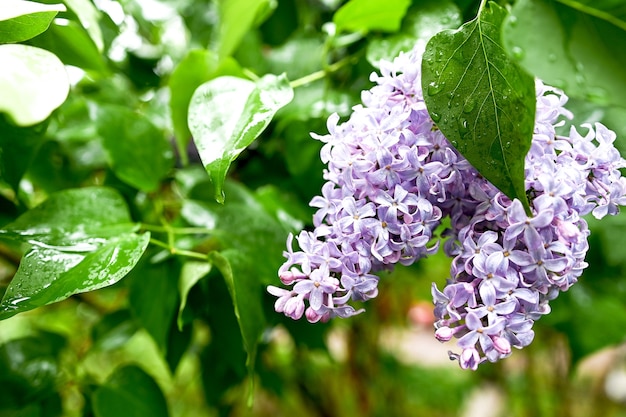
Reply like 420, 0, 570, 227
333, 0, 412, 34
96, 105, 174, 192
217, 0, 275, 58
421, 1, 535, 211
502, 0, 626, 109
168, 49, 242, 165
0, 187, 150, 320
63, 0, 104, 52
0, 44, 69, 126
188, 74, 293, 203
92, 365, 169, 417
0, 1, 65, 43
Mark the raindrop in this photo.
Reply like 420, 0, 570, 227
547, 53, 557, 62
427, 81, 443, 96
508, 15, 518, 26
458, 118, 469, 134
510, 46, 524, 60
463, 100, 476, 113
586, 87, 609, 103
430, 112, 441, 122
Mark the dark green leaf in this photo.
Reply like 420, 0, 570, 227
333, 0, 412, 34
97, 105, 174, 192
169, 49, 242, 165
91, 310, 139, 351
177, 260, 211, 330
128, 259, 179, 354
0, 44, 69, 126
422, 1, 535, 211
555, 0, 626, 31
0, 115, 47, 193
92, 365, 169, 417
0, 187, 150, 319
209, 249, 265, 375
502, 0, 626, 109
0, 232, 149, 320
0, 1, 65, 43
188, 74, 293, 203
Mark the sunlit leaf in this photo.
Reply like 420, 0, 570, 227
188, 74, 293, 203
421, 1, 535, 212
333, 0, 411, 34
366, 0, 462, 66
92, 365, 169, 417
0, 0, 65, 43
63, 0, 104, 51
0, 44, 69, 126
169, 49, 242, 165
217, 0, 276, 58
502, 0, 626, 109
96, 105, 174, 192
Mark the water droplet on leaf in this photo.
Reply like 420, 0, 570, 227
430, 112, 441, 122
427, 81, 443, 96
463, 100, 476, 113
511, 46, 524, 60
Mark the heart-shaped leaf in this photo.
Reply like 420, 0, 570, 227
421, 1, 535, 212
188, 74, 293, 203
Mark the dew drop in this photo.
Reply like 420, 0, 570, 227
427, 81, 443, 96
508, 15, 518, 26
586, 87, 608, 103
547, 53, 557, 62
463, 100, 476, 113
511, 46, 524, 60
458, 118, 469, 134
430, 112, 441, 122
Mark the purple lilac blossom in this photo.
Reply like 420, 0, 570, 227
267, 45, 626, 368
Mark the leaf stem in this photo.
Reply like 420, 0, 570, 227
149, 238, 208, 260
290, 55, 356, 89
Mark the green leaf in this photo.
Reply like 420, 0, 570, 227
0, 1, 66, 43
217, 0, 276, 58
128, 259, 179, 353
92, 365, 169, 417
177, 261, 211, 330
62, 0, 104, 52
91, 310, 139, 352
96, 105, 174, 192
0, 44, 69, 126
169, 49, 242, 165
555, 0, 626, 31
421, 1, 535, 211
209, 250, 265, 376
366, 0, 462, 66
502, 0, 626, 109
0, 187, 150, 319
0, 115, 47, 192
188, 74, 293, 203
333, 0, 412, 34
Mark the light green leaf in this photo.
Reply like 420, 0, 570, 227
96, 105, 174, 192
366, 0, 462, 66
0, 44, 69, 126
209, 250, 265, 376
421, 1, 535, 212
188, 74, 293, 203
502, 0, 626, 109
0, 1, 66, 43
92, 365, 169, 417
177, 261, 211, 330
334, 0, 412, 34
63, 0, 104, 51
169, 49, 242, 165
0, 187, 149, 320
217, 0, 276, 58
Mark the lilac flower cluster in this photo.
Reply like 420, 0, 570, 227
267, 46, 626, 368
